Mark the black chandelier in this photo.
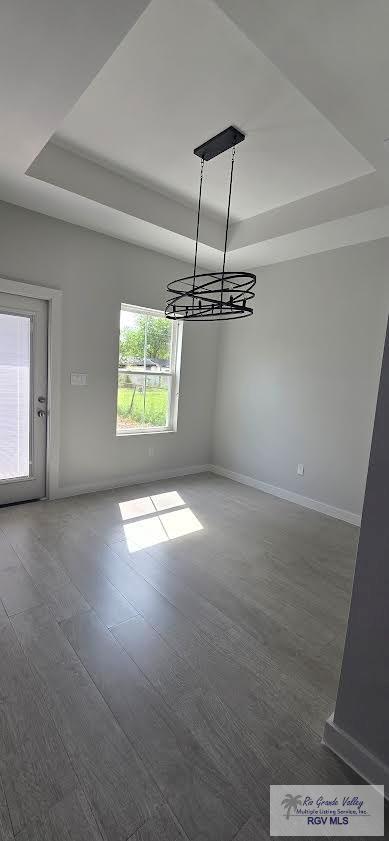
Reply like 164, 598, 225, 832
165, 125, 256, 322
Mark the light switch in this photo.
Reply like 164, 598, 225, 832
297, 463, 304, 476
70, 373, 87, 386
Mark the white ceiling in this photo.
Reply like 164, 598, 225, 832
0, 0, 149, 173
54, 0, 372, 221
1, 0, 389, 269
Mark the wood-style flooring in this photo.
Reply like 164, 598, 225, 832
0, 473, 362, 839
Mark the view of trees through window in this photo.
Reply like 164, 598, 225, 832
117, 306, 175, 432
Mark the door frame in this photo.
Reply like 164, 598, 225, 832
0, 277, 62, 500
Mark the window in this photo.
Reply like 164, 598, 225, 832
116, 304, 182, 435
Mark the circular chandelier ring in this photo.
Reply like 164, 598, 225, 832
166, 270, 256, 321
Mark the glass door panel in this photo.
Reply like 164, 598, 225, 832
0, 312, 31, 481
0, 293, 47, 505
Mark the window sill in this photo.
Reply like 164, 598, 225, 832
116, 427, 176, 438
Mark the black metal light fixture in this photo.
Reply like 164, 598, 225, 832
165, 125, 255, 322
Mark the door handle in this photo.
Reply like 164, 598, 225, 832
37, 409, 47, 417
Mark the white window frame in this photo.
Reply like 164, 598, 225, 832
116, 303, 182, 436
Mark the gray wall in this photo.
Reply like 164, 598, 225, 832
333, 315, 389, 765
213, 240, 389, 516
0, 201, 218, 494
1, 199, 388, 512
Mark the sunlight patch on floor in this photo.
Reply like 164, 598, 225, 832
117, 490, 202, 551
160, 507, 202, 539
118, 496, 155, 520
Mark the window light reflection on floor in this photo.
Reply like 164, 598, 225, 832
151, 490, 184, 511
118, 496, 155, 520
117, 490, 203, 551
118, 491, 185, 520
161, 507, 203, 540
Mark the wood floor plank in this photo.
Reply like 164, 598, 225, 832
0, 531, 21, 573
143, 610, 348, 784
0, 806, 13, 840
145, 534, 342, 645
0, 598, 8, 627
128, 804, 188, 840
60, 552, 139, 627
100, 547, 334, 735
154, 474, 356, 591
0, 621, 77, 835
109, 544, 339, 707
0, 776, 13, 841
106, 562, 346, 785
8, 529, 90, 621
0, 565, 43, 616
0, 502, 78, 547
16, 789, 103, 841
62, 608, 248, 841
146, 533, 345, 640
12, 605, 163, 841
232, 815, 268, 840
43, 581, 91, 623
30, 529, 139, 627
7, 528, 70, 590
111, 616, 271, 816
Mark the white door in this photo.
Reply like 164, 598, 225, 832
0, 293, 48, 504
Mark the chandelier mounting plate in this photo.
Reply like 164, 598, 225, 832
194, 125, 245, 161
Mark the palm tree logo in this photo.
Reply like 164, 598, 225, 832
281, 793, 302, 819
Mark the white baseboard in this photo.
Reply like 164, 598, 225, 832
210, 464, 361, 526
52, 464, 212, 500
52, 462, 361, 527
323, 714, 389, 794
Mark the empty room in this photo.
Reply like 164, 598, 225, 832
0, 1, 388, 839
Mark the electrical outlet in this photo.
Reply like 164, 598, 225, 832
297, 463, 304, 476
